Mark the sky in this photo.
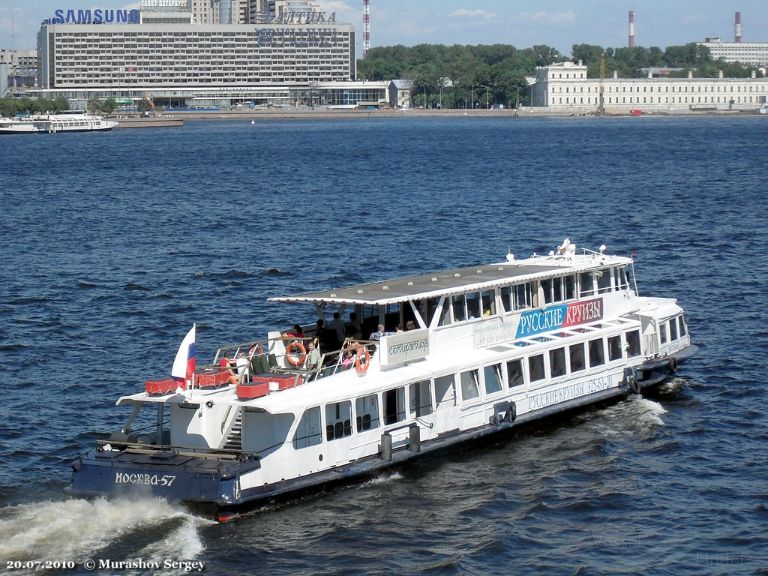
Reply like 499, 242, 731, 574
1, 0, 766, 56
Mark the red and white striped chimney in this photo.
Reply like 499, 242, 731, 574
628, 11, 636, 48
735, 11, 742, 43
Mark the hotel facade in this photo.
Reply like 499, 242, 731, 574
33, 2, 390, 108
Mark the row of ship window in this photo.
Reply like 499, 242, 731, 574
356, 266, 630, 332
293, 327, 649, 449
437, 266, 628, 326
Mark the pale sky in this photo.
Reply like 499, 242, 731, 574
1, 1, 765, 56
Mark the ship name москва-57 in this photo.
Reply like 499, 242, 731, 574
65, 239, 697, 521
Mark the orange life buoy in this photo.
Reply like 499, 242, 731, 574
285, 341, 307, 367
354, 344, 371, 374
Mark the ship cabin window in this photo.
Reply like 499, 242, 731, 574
669, 318, 678, 340
569, 343, 586, 372
616, 267, 629, 290
549, 348, 567, 377
678, 316, 687, 337
580, 272, 595, 296
466, 292, 482, 319
507, 359, 524, 387
541, 278, 554, 304
564, 275, 576, 300
483, 364, 503, 394
608, 336, 623, 361
438, 299, 452, 326
356, 394, 380, 432
383, 387, 406, 425
434, 374, 457, 408
513, 283, 533, 311
460, 369, 480, 401
542, 277, 569, 304
597, 269, 612, 294
293, 406, 322, 449
659, 324, 668, 344
481, 290, 496, 316
589, 338, 605, 367
528, 354, 546, 382
626, 330, 641, 357
325, 401, 352, 441
500, 285, 513, 313
452, 295, 467, 322
409, 380, 433, 417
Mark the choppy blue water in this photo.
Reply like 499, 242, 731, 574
1, 115, 767, 575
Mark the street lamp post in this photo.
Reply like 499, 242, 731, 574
470, 85, 474, 110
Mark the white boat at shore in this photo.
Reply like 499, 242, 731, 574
66, 239, 696, 521
0, 110, 118, 134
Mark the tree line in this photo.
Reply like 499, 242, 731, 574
0, 97, 70, 118
357, 42, 761, 108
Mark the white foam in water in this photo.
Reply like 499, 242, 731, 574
0, 497, 201, 564
135, 516, 210, 575
361, 471, 403, 487
632, 396, 667, 428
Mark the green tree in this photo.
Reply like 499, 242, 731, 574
101, 97, 117, 114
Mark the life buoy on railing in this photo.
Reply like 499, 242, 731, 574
668, 356, 678, 374
285, 341, 307, 367
354, 344, 371, 375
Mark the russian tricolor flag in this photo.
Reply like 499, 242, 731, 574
171, 324, 196, 385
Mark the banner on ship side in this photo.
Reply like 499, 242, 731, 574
516, 298, 603, 339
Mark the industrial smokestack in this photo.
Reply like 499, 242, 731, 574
735, 11, 742, 43
628, 11, 636, 48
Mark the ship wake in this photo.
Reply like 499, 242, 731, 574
0, 497, 211, 570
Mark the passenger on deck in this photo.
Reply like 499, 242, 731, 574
328, 312, 346, 344
341, 349, 354, 369
285, 324, 303, 339
316, 318, 338, 352
347, 312, 362, 340
305, 340, 321, 370
395, 324, 404, 333
405, 320, 416, 331
369, 324, 388, 340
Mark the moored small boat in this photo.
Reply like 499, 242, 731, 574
0, 110, 118, 134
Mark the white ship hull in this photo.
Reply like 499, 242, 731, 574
66, 240, 696, 521
0, 112, 118, 134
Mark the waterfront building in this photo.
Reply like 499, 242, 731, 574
530, 61, 768, 113
698, 38, 768, 67
0, 49, 39, 89
388, 79, 413, 109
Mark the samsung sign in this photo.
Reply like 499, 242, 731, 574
51, 9, 141, 24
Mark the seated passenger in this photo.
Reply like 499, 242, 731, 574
305, 340, 321, 370
405, 320, 416, 331
369, 324, 388, 340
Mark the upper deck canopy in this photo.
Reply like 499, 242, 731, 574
268, 258, 608, 306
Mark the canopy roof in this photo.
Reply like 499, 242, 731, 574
268, 262, 566, 306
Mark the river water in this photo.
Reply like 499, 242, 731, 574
0, 115, 766, 574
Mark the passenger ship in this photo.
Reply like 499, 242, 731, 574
0, 111, 118, 134
66, 240, 697, 521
